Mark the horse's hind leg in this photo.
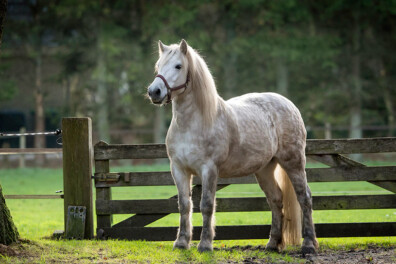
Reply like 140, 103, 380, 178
255, 159, 283, 251
277, 154, 318, 254
171, 163, 193, 249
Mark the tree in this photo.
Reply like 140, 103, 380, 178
0, 185, 19, 245
0, 0, 20, 246
3, 0, 396, 143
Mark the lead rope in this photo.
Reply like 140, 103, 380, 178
0, 129, 63, 145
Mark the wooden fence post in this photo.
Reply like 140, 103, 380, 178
62, 117, 93, 239
95, 141, 112, 239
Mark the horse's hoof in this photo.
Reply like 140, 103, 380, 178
173, 240, 190, 250
265, 245, 280, 252
198, 243, 213, 253
301, 245, 316, 255
265, 239, 281, 252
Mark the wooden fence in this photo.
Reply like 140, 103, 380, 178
3, 118, 395, 241
92, 136, 396, 240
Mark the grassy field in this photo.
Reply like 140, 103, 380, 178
0, 162, 395, 263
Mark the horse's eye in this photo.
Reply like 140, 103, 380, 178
175, 64, 182, 70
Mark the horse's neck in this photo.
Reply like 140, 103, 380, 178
171, 91, 203, 128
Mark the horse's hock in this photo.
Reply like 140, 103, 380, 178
61, 118, 396, 241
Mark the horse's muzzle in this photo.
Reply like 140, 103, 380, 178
148, 85, 166, 104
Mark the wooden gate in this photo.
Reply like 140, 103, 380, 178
94, 138, 396, 240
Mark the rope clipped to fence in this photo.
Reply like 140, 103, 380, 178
0, 129, 63, 145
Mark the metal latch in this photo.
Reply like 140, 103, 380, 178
94, 172, 120, 182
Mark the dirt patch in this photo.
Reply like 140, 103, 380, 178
0, 244, 19, 257
0, 239, 41, 260
301, 247, 396, 264
216, 245, 396, 264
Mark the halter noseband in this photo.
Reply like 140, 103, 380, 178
155, 74, 189, 103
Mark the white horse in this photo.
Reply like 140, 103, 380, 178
147, 40, 318, 253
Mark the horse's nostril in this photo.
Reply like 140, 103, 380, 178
148, 90, 153, 97
155, 88, 161, 96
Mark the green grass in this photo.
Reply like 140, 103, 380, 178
2, 239, 312, 264
1, 238, 395, 264
0, 163, 395, 263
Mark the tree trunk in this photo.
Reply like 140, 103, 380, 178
383, 83, 395, 137
153, 107, 165, 143
349, 10, 362, 161
0, 0, 5, 48
0, 185, 19, 245
349, 11, 362, 140
223, 52, 238, 99
377, 62, 395, 137
31, 2, 46, 166
365, 25, 395, 137
153, 106, 165, 165
63, 75, 80, 116
276, 58, 289, 97
0, 1, 19, 246
34, 53, 46, 166
223, 12, 238, 99
96, 29, 110, 143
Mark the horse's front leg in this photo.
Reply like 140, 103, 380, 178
172, 164, 193, 250
198, 164, 218, 252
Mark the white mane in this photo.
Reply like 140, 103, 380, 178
185, 46, 219, 126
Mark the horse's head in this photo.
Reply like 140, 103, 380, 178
147, 39, 190, 105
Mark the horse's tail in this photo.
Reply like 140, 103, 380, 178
274, 164, 302, 247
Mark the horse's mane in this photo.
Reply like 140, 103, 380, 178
185, 46, 219, 127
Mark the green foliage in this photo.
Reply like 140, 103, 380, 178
2, 1, 396, 138
0, 63, 17, 102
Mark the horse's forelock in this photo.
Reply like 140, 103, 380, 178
156, 44, 181, 70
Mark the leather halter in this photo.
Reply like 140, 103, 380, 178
156, 74, 189, 103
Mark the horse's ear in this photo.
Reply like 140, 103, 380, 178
158, 40, 168, 55
180, 39, 188, 55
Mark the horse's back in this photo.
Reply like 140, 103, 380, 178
226, 92, 305, 137
227, 92, 300, 115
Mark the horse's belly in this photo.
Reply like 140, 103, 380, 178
218, 147, 273, 178
219, 163, 262, 178
218, 125, 277, 178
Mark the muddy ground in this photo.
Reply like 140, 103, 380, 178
220, 245, 396, 264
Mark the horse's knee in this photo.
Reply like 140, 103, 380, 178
178, 197, 191, 215
200, 198, 215, 215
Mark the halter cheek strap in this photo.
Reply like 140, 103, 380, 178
156, 74, 189, 103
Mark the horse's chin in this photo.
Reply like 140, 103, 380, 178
151, 97, 167, 106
